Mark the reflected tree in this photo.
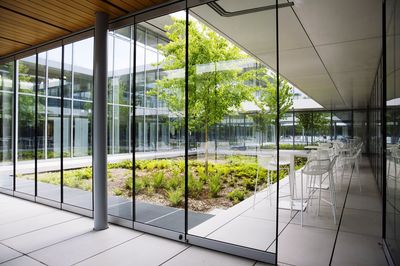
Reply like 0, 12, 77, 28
296, 112, 329, 145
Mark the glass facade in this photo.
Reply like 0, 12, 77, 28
1, 0, 399, 264
385, 0, 400, 263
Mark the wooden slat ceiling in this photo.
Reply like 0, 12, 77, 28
0, 0, 169, 58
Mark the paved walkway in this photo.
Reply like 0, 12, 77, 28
0, 158, 388, 265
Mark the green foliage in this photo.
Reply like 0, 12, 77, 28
152, 171, 166, 189
135, 179, 144, 193
33, 157, 308, 206
188, 171, 203, 198
261, 144, 306, 150
296, 112, 330, 144
113, 188, 123, 196
167, 171, 183, 190
226, 155, 256, 165
167, 188, 183, 207
142, 175, 152, 188
125, 176, 133, 190
109, 160, 132, 169
227, 189, 247, 204
208, 174, 221, 198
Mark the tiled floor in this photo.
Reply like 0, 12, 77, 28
0, 158, 389, 265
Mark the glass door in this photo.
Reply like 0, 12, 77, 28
133, 10, 187, 236
186, 1, 278, 263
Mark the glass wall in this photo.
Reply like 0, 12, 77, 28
133, 13, 186, 233
16, 54, 36, 195
63, 38, 94, 209
385, 0, 400, 263
0, 61, 13, 190
107, 26, 133, 220
187, 1, 278, 259
37, 47, 62, 202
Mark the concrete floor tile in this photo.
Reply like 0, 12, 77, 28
345, 194, 382, 212
277, 224, 336, 266
331, 232, 387, 266
0, 244, 22, 264
162, 246, 254, 266
29, 225, 142, 266
340, 208, 382, 237
2, 217, 94, 253
290, 206, 341, 230
207, 216, 281, 251
1, 255, 45, 266
76, 234, 186, 266
0, 211, 80, 240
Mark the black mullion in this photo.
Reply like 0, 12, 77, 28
184, 6, 189, 238
132, 22, 137, 224
35, 53, 38, 197
13, 59, 17, 191
274, 0, 279, 263
330, 110, 333, 141
381, 0, 387, 240
61, 45, 65, 203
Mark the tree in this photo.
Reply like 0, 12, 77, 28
248, 68, 293, 147
154, 19, 255, 174
296, 112, 329, 145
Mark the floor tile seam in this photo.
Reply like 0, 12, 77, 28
26, 225, 146, 256
329, 165, 355, 266
145, 209, 182, 224
276, 260, 296, 266
4, 224, 98, 255
107, 200, 132, 209
158, 246, 192, 265
337, 229, 384, 240
241, 212, 297, 223
265, 207, 299, 252
70, 232, 147, 265
288, 221, 339, 232
0, 245, 48, 265
0, 209, 58, 227
0, 216, 84, 242
204, 192, 283, 238
342, 206, 383, 215
0, 254, 25, 265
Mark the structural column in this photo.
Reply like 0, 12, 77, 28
93, 11, 108, 231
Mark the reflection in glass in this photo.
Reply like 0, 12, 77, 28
0, 62, 14, 190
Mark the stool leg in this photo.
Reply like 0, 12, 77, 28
318, 174, 322, 216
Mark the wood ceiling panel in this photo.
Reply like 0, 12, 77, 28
0, 38, 30, 55
85, 0, 128, 17
0, 0, 170, 58
0, 10, 67, 36
0, 0, 85, 31
108, 0, 144, 11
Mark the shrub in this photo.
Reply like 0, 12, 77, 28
142, 175, 152, 188
168, 171, 182, 190
152, 171, 166, 189
227, 189, 247, 204
125, 176, 133, 190
113, 188, 123, 196
109, 160, 132, 169
208, 174, 221, 198
167, 188, 183, 206
188, 172, 203, 198
135, 178, 144, 193
241, 177, 256, 190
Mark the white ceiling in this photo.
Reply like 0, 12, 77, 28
191, 0, 383, 110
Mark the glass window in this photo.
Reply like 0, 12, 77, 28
0, 61, 14, 190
